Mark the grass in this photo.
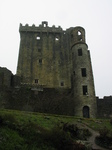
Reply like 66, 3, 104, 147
0, 127, 24, 150
0, 109, 77, 129
0, 109, 112, 131
0, 109, 112, 150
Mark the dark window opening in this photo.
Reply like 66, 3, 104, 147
72, 52, 74, 59
38, 48, 41, 52
60, 82, 64, 86
83, 85, 88, 95
73, 71, 75, 75
81, 68, 86, 77
71, 34, 73, 39
78, 48, 82, 56
39, 59, 42, 64
35, 79, 38, 83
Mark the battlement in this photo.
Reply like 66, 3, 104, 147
16, 21, 96, 118
19, 21, 63, 33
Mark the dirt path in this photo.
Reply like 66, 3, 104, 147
76, 123, 108, 150
87, 127, 108, 150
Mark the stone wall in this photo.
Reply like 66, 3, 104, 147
1, 86, 112, 118
0, 87, 74, 116
16, 22, 96, 118
0, 67, 112, 118
97, 96, 112, 118
17, 22, 71, 88
0, 67, 12, 88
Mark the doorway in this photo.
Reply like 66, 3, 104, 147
83, 106, 90, 118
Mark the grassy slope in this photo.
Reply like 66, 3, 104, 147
0, 109, 111, 131
0, 109, 112, 150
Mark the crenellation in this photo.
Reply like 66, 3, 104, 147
16, 21, 97, 118
19, 23, 63, 33
0, 21, 98, 118
0, 21, 111, 118
32, 24, 35, 27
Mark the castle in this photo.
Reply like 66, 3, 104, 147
0, 21, 112, 118
16, 21, 96, 118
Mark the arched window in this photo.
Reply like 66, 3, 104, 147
78, 30, 81, 35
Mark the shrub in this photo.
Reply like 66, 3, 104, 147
44, 123, 88, 150
99, 127, 109, 138
110, 119, 112, 125
0, 127, 25, 150
17, 121, 55, 149
96, 136, 112, 149
0, 115, 3, 124
96, 127, 112, 149
44, 124, 73, 150
63, 123, 78, 138
63, 122, 91, 140
0, 113, 17, 129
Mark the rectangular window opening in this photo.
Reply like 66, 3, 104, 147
73, 71, 75, 75
35, 79, 38, 83
81, 68, 86, 77
60, 82, 64, 86
83, 85, 88, 95
43, 24, 46, 27
78, 48, 82, 56
39, 59, 42, 64
38, 48, 41, 52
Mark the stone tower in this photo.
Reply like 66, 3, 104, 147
17, 21, 96, 118
17, 21, 71, 88
71, 27, 96, 118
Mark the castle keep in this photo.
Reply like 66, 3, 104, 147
1, 21, 112, 118
16, 21, 96, 118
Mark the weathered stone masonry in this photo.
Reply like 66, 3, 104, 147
0, 21, 101, 118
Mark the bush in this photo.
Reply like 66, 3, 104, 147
63, 122, 91, 140
63, 123, 78, 138
46, 126, 73, 150
99, 127, 109, 138
0, 127, 25, 150
0, 115, 3, 124
0, 112, 92, 150
0, 113, 17, 129
110, 119, 112, 125
96, 136, 112, 149
44, 123, 88, 150
95, 127, 112, 149
17, 121, 56, 150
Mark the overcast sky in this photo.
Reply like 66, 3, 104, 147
0, 0, 112, 98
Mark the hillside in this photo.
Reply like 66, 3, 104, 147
0, 109, 112, 150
